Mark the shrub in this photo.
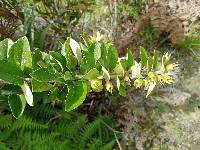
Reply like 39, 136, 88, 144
0, 33, 178, 118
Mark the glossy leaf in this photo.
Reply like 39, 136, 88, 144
146, 82, 156, 97
8, 95, 26, 118
83, 68, 99, 80
0, 85, 22, 95
63, 71, 73, 81
65, 81, 88, 112
80, 34, 90, 46
116, 76, 126, 96
147, 57, 153, 71
69, 38, 82, 62
140, 47, 148, 68
153, 50, 159, 69
94, 43, 101, 62
62, 39, 77, 70
102, 66, 110, 80
121, 50, 134, 70
21, 82, 33, 106
21, 37, 32, 69
131, 63, 143, 79
114, 62, 124, 76
30, 67, 61, 82
100, 43, 118, 71
0, 38, 13, 61
80, 50, 96, 74
8, 37, 30, 66
31, 79, 53, 92
21, 51, 32, 69
0, 61, 24, 85
50, 51, 67, 71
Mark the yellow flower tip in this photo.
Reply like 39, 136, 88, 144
90, 79, 103, 92
134, 79, 143, 88
90, 31, 103, 42
106, 81, 113, 93
114, 63, 124, 76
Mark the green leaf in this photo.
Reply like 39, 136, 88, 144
37, 60, 49, 68
83, 68, 99, 80
100, 43, 118, 71
140, 47, 148, 68
102, 66, 110, 80
121, 50, 134, 70
147, 56, 153, 71
21, 50, 32, 69
50, 51, 67, 71
131, 63, 143, 79
32, 79, 53, 92
80, 34, 90, 46
116, 76, 126, 96
80, 50, 96, 74
0, 61, 24, 85
65, 81, 88, 112
69, 38, 82, 62
146, 82, 156, 97
63, 71, 73, 81
0, 85, 22, 95
126, 50, 134, 68
42, 52, 51, 63
0, 38, 13, 61
8, 36, 30, 66
32, 49, 43, 70
153, 50, 159, 69
8, 94, 26, 118
113, 62, 124, 76
21, 82, 33, 106
94, 43, 101, 62
21, 36, 32, 69
61, 39, 77, 70
30, 67, 61, 82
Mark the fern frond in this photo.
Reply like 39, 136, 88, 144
100, 140, 115, 150
79, 118, 101, 149
53, 114, 87, 138
0, 141, 8, 150
181, 36, 200, 50
32, 132, 60, 144
88, 138, 103, 150
0, 112, 116, 149
30, 105, 59, 119
0, 114, 12, 129
12, 115, 48, 130
49, 141, 70, 150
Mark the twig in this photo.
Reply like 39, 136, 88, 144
101, 120, 123, 150
114, 0, 117, 40
114, 131, 123, 150
46, 114, 62, 125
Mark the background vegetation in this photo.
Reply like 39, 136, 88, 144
0, 0, 200, 150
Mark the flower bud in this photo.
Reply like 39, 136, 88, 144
90, 79, 103, 92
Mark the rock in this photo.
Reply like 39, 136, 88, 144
182, 72, 200, 96
155, 89, 191, 106
134, 0, 200, 45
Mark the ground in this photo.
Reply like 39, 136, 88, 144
120, 45, 200, 149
